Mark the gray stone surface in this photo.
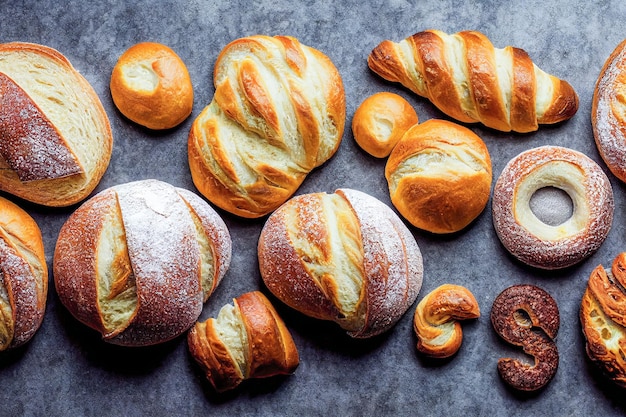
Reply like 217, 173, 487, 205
1, 0, 626, 415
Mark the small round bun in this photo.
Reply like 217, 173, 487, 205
111, 42, 193, 130
352, 92, 418, 158
592, 39, 626, 183
385, 119, 492, 234
258, 188, 423, 338
0, 197, 47, 351
53, 179, 231, 346
492, 146, 613, 270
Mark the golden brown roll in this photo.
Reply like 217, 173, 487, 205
188, 291, 299, 392
188, 35, 346, 218
258, 188, 423, 338
492, 146, 613, 269
592, 39, 626, 183
368, 30, 578, 133
110, 42, 193, 130
413, 284, 480, 358
0, 197, 47, 351
580, 252, 626, 388
385, 119, 492, 234
0, 42, 113, 206
352, 92, 418, 158
53, 179, 232, 346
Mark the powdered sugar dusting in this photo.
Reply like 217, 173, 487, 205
0, 71, 82, 181
593, 40, 626, 181
492, 146, 614, 269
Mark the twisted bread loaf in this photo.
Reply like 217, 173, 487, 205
0, 197, 47, 351
581, 253, 626, 388
188, 35, 346, 218
0, 42, 112, 206
53, 180, 231, 346
368, 30, 578, 133
258, 188, 423, 338
188, 291, 299, 392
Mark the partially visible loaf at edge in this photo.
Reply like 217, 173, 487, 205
0, 42, 112, 206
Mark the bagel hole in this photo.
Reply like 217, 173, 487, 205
529, 187, 573, 226
513, 309, 532, 328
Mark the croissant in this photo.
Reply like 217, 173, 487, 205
188, 291, 299, 392
368, 30, 579, 133
188, 35, 346, 218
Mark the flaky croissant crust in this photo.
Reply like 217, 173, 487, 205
368, 30, 578, 133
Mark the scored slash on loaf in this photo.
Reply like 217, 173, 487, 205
0, 42, 112, 206
188, 35, 346, 218
53, 179, 232, 347
368, 30, 579, 133
258, 188, 423, 338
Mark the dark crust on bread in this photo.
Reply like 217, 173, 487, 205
490, 284, 559, 391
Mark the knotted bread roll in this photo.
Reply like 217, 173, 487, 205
0, 197, 47, 351
188, 35, 346, 218
0, 42, 112, 206
258, 188, 423, 338
53, 179, 231, 346
368, 30, 578, 133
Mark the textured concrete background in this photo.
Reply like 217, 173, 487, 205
1, 0, 626, 415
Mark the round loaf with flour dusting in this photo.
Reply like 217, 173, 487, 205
492, 146, 613, 270
258, 188, 423, 338
53, 179, 231, 346
592, 39, 626, 183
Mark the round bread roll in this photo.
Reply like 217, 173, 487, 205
0, 197, 47, 351
0, 42, 113, 207
581, 252, 626, 388
53, 179, 232, 346
188, 35, 345, 218
352, 92, 418, 158
492, 146, 614, 270
111, 42, 193, 130
258, 188, 423, 338
592, 39, 626, 183
385, 119, 492, 234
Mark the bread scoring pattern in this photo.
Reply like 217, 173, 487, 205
368, 30, 578, 132
53, 180, 231, 346
188, 35, 346, 218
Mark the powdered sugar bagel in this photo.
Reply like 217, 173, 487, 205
258, 188, 423, 338
492, 146, 614, 270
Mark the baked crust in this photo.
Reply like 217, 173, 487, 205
258, 188, 423, 338
188, 35, 345, 218
53, 179, 231, 346
368, 30, 578, 133
385, 119, 492, 234
187, 291, 299, 392
0, 42, 112, 206
0, 197, 47, 351
592, 38, 626, 183
110, 42, 193, 130
580, 253, 626, 388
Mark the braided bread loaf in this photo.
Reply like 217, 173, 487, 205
188, 35, 346, 218
368, 30, 578, 133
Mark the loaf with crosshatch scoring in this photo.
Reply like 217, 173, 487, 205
0, 42, 112, 206
53, 179, 231, 346
368, 29, 578, 133
188, 35, 346, 218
